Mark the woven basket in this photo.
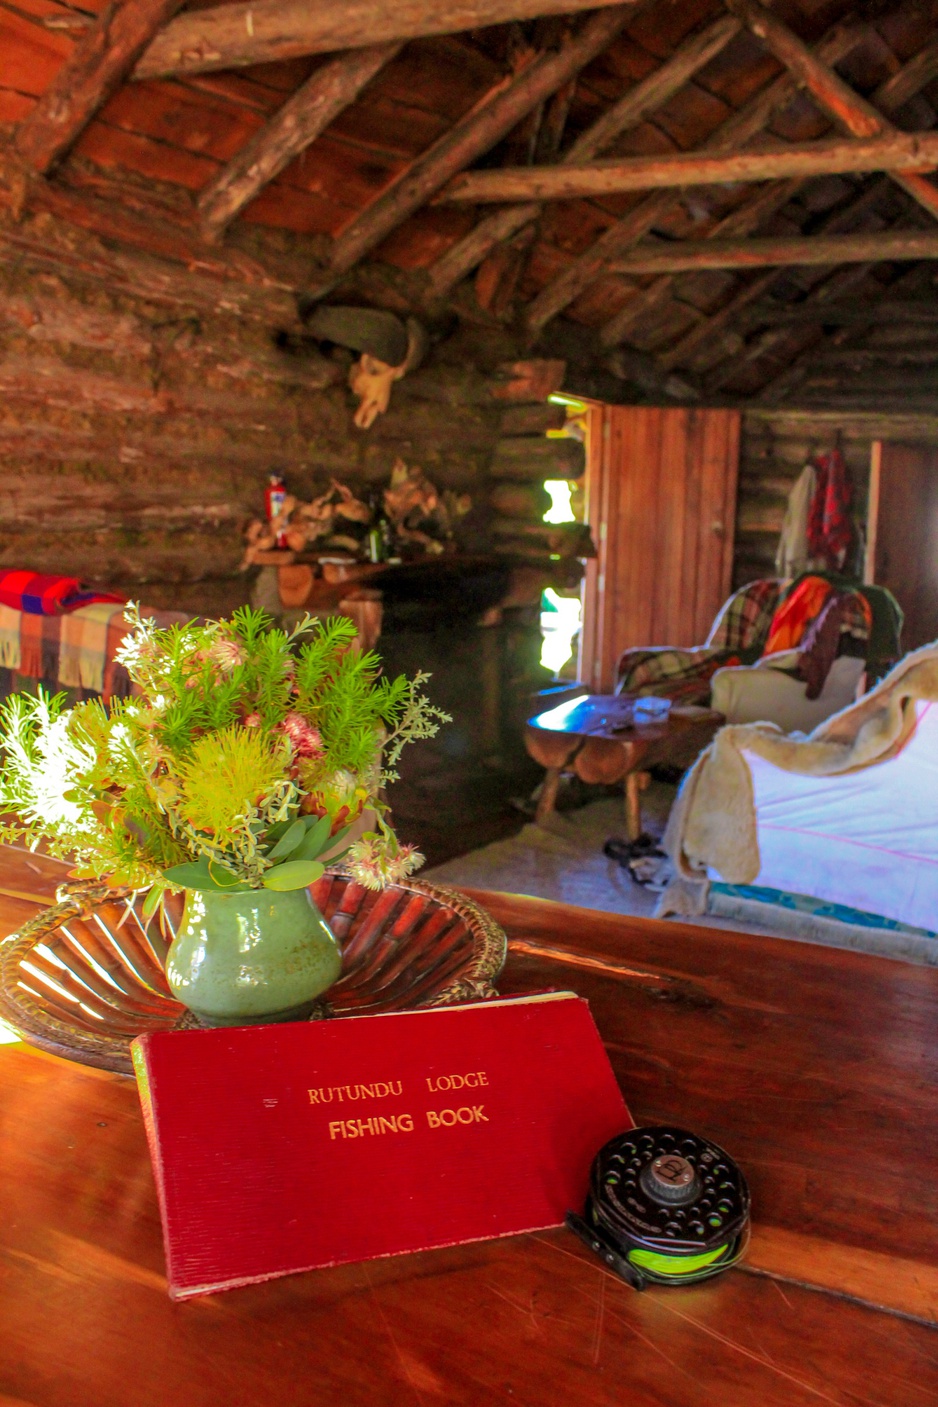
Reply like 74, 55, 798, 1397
0, 874, 506, 1075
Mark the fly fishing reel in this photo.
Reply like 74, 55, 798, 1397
566, 1126, 750, 1290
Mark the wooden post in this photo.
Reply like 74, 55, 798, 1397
197, 42, 401, 241
314, 6, 632, 289
15, 0, 185, 174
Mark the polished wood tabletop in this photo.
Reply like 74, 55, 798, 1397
1, 871, 937, 1407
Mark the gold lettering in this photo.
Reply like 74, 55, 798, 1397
328, 1121, 344, 1139
427, 1105, 489, 1128
425, 1072, 488, 1093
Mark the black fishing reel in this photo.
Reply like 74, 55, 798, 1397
567, 1126, 750, 1290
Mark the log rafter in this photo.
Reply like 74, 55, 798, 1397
601, 31, 938, 353
607, 229, 938, 275
522, 17, 868, 335
15, 0, 186, 175
438, 132, 938, 205
726, 0, 938, 225
308, 5, 633, 295
197, 42, 402, 243
133, 0, 642, 81
425, 11, 742, 298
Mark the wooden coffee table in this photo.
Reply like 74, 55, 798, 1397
525, 693, 724, 833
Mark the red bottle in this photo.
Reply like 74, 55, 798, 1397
265, 474, 288, 548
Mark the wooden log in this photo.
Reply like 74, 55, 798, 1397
599, 178, 804, 347
0, 354, 337, 420
437, 131, 938, 204
491, 519, 594, 558
197, 42, 401, 241
607, 230, 938, 275
426, 11, 741, 297
655, 176, 892, 372
873, 35, 938, 117
523, 18, 867, 332
488, 359, 566, 402
0, 212, 301, 326
499, 402, 567, 435
15, 0, 186, 174
738, 298, 938, 326
728, 0, 938, 224
489, 483, 552, 519
490, 436, 585, 481
134, 0, 642, 79
314, 6, 632, 287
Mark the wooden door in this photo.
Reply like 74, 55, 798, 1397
580, 405, 740, 691
867, 440, 938, 652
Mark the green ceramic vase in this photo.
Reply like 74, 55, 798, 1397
166, 885, 342, 1026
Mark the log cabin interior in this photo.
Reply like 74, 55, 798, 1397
2, 0, 938, 1401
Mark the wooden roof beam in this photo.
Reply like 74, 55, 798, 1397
309, 5, 632, 295
134, 0, 642, 81
437, 132, 938, 204
756, 263, 931, 403
197, 42, 400, 242
653, 176, 891, 372
607, 229, 938, 275
727, 0, 938, 224
599, 177, 802, 346
737, 298, 938, 326
602, 30, 938, 350
521, 17, 867, 333
15, 0, 185, 174
426, 10, 741, 298
704, 259, 880, 396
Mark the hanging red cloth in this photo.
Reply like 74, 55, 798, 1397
806, 448, 853, 570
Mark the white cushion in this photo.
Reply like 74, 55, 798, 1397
711, 654, 865, 733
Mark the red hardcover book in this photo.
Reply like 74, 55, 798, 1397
132, 993, 631, 1299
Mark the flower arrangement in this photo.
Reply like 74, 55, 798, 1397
0, 606, 449, 918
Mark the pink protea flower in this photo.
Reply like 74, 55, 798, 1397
208, 637, 245, 673
242, 712, 262, 728
279, 712, 324, 757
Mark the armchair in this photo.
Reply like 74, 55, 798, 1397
615, 576, 902, 735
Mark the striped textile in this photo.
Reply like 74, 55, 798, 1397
616, 648, 741, 704
0, 569, 124, 615
0, 603, 190, 701
616, 580, 785, 703
706, 578, 785, 652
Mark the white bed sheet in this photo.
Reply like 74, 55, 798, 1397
708, 700, 938, 932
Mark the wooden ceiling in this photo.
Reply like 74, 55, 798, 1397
3, 0, 938, 409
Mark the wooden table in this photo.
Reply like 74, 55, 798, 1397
525, 693, 724, 832
1, 880, 937, 1406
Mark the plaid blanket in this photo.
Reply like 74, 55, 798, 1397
0, 570, 125, 615
616, 580, 784, 703
0, 602, 190, 701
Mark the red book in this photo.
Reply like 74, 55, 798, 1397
132, 993, 631, 1299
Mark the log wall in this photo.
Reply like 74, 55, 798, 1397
734, 408, 938, 590
0, 210, 579, 615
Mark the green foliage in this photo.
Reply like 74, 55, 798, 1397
0, 605, 449, 895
